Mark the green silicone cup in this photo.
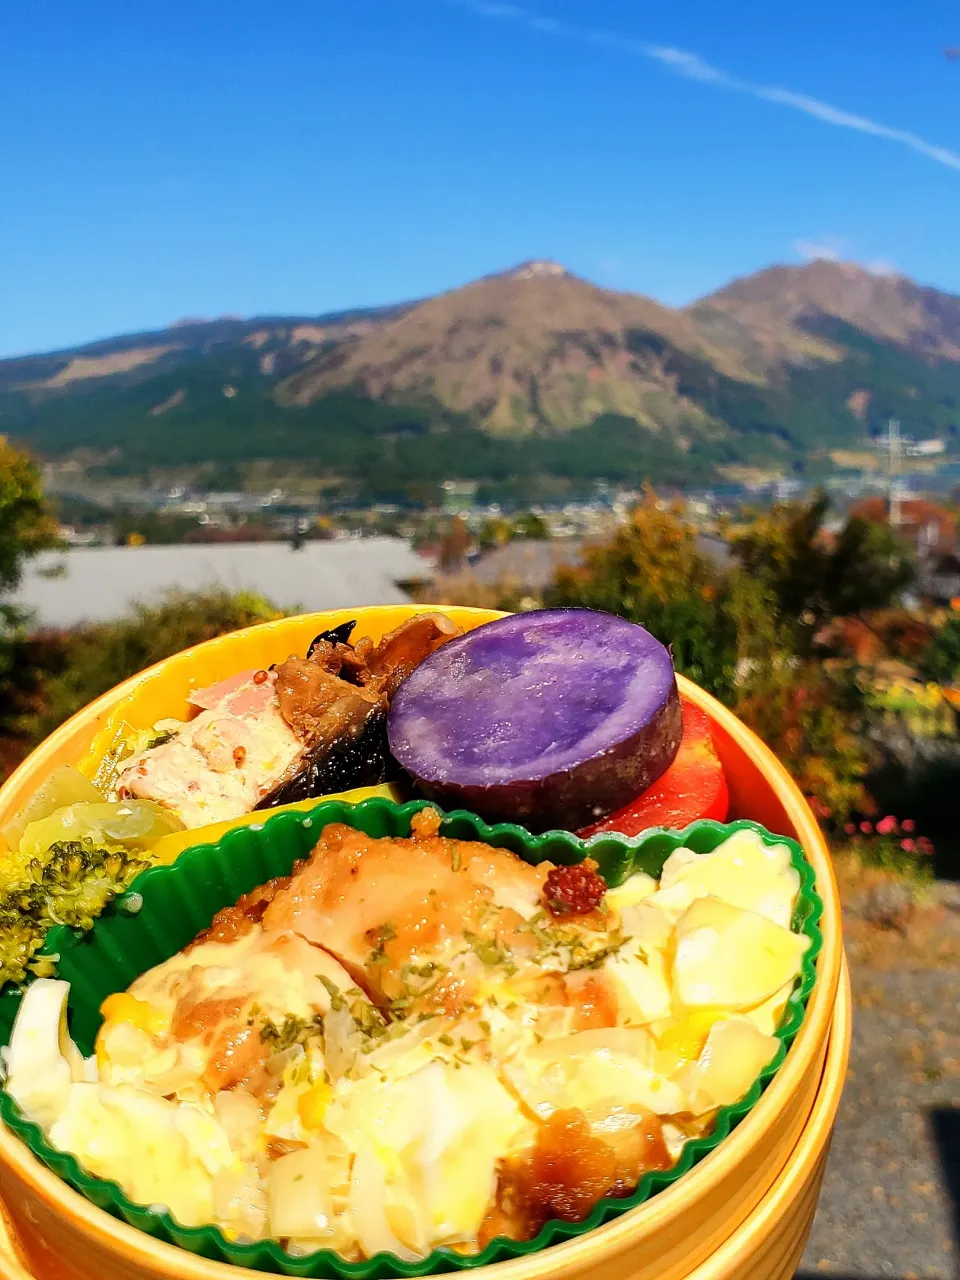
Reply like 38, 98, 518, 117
0, 799, 822, 1279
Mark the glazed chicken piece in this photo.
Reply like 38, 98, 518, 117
97, 851, 390, 1104
479, 1108, 670, 1244
262, 810, 624, 1029
263, 808, 551, 1013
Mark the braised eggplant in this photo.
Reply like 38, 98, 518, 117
307, 620, 357, 658
110, 615, 461, 831
255, 706, 400, 809
258, 613, 461, 810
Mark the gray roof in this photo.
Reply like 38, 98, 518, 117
466, 533, 734, 592
13, 539, 428, 628
468, 539, 587, 591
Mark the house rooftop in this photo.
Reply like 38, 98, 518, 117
13, 539, 426, 628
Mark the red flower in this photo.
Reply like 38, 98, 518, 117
844, 822, 856, 835
917, 837, 935, 856
901, 819, 916, 833
860, 821, 873, 834
876, 816, 897, 835
900, 838, 916, 852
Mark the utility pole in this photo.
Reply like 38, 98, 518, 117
886, 418, 902, 528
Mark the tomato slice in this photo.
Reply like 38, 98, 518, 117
580, 700, 729, 838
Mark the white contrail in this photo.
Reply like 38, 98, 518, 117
451, 0, 960, 172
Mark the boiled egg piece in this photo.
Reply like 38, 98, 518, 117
48, 1084, 236, 1228
605, 871, 657, 911
268, 1146, 336, 1243
652, 830, 800, 927
214, 1163, 269, 1243
326, 1058, 528, 1247
604, 945, 672, 1025
743, 981, 796, 1036
422, 1062, 529, 1242
672, 896, 808, 1011
513, 1027, 687, 1117
677, 1017, 780, 1114
5, 979, 84, 1127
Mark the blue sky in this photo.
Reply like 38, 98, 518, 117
2, 0, 959, 356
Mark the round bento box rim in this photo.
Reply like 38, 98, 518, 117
0, 605, 844, 1280
1, 798, 822, 1279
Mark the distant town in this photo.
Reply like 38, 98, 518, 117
47, 426, 960, 550
15, 423, 960, 630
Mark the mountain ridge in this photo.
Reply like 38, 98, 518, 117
0, 302, 414, 393
693, 260, 960, 364
3, 259, 960, 496
276, 265, 755, 435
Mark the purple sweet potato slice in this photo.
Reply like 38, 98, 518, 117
386, 609, 682, 832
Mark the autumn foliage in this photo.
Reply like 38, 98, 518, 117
548, 489, 913, 829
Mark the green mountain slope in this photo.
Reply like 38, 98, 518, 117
3, 259, 960, 494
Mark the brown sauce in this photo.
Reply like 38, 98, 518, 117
479, 1107, 671, 1246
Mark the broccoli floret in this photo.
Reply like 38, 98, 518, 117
0, 840, 152, 989
0, 909, 45, 988
28, 842, 151, 932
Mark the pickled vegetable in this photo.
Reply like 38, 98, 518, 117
1, 767, 103, 853
19, 801, 185, 860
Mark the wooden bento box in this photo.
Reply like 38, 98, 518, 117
0, 606, 849, 1280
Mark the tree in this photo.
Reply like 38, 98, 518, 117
513, 511, 549, 540
478, 516, 515, 551
825, 514, 914, 618
545, 490, 875, 825
918, 614, 960, 685
12, 591, 285, 760
729, 491, 913, 653
546, 492, 775, 699
437, 516, 471, 573
0, 439, 60, 775
477, 512, 550, 549
732, 660, 872, 822
0, 631, 69, 781
0, 437, 58, 604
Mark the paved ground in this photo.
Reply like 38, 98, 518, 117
797, 894, 960, 1280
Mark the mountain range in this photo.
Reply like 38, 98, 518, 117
4, 258, 960, 502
